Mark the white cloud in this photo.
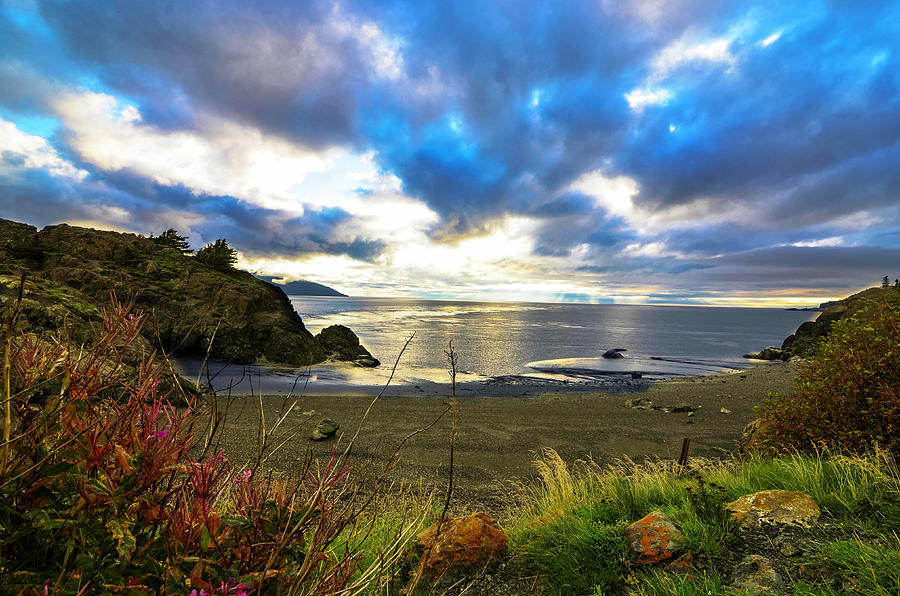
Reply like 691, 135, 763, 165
758, 31, 782, 47
0, 118, 87, 180
791, 237, 845, 247
651, 36, 736, 78
622, 241, 669, 257
624, 87, 671, 112
568, 170, 640, 221
52, 91, 338, 214
569, 168, 754, 241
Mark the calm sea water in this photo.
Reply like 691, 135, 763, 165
283, 297, 816, 385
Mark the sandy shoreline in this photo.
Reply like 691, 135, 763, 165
203, 360, 798, 509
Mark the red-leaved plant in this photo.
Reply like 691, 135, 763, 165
0, 295, 393, 594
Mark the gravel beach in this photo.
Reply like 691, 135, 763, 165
200, 362, 796, 504
202, 360, 798, 509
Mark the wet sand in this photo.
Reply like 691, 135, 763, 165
205, 361, 798, 509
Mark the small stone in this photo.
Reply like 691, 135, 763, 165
626, 510, 683, 564
720, 408, 732, 414
687, 411, 695, 417
669, 403, 696, 413
310, 418, 339, 441
665, 552, 695, 573
624, 398, 654, 410
729, 554, 783, 594
780, 543, 798, 557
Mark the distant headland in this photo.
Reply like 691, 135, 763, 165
253, 275, 347, 297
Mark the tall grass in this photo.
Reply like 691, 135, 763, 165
507, 448, 900, 595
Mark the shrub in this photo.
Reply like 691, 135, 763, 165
752, 301, 900, 458
0, 296, 408, 593
196, 239, 238, 271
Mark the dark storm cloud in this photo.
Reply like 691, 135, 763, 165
2, 0, 900, 298
0, 163, 385, 262
689, 246, 900, 290
31, 0, 658, 226
37, 0, 370, 147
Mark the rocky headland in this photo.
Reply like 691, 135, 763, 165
744, 285, 900, 360
0, 219, 376, 367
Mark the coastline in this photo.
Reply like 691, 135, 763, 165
202, 360, 799, 509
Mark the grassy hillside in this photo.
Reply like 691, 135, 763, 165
0, 219, 373, 366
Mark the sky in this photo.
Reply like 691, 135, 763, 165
2, 0, 899, 307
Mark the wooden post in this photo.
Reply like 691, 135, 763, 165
677, 437, 691, 468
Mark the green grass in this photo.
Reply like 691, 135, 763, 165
501, 448, 900, 596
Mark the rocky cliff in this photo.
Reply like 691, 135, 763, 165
0, 219, 376, 367
780, 285, 900, 359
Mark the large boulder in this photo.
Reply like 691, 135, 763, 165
742, 347, 784, 360
315, 325, 380, 367
726, 490, 821, 528
625, 510, 683, 564
414, 512, 508, 580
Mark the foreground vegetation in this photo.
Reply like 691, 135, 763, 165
1, 288, 898, 594
506, 448, 900, 595
0, 298, 433, 594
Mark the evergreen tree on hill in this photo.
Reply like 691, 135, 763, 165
151, 228, 193, 254
195, 238, 238, 271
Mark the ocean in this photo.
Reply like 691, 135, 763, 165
176, 297, 816, 394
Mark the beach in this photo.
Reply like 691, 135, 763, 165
204, 360, 798, 509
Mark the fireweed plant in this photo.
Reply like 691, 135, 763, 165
0, 296, 421, 594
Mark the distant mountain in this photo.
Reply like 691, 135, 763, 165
254, 276, 347, 297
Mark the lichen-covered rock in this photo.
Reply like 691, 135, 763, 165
729, 554, 783, 594
665, 552, 696, 573
310, 418, 340, 441
415, 512, 508, 580
726, 490, 821, 528
625, 510, 683, 564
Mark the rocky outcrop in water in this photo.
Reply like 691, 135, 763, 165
0, 219, 375, 367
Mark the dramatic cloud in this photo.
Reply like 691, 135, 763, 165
1, 0, 899, 304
